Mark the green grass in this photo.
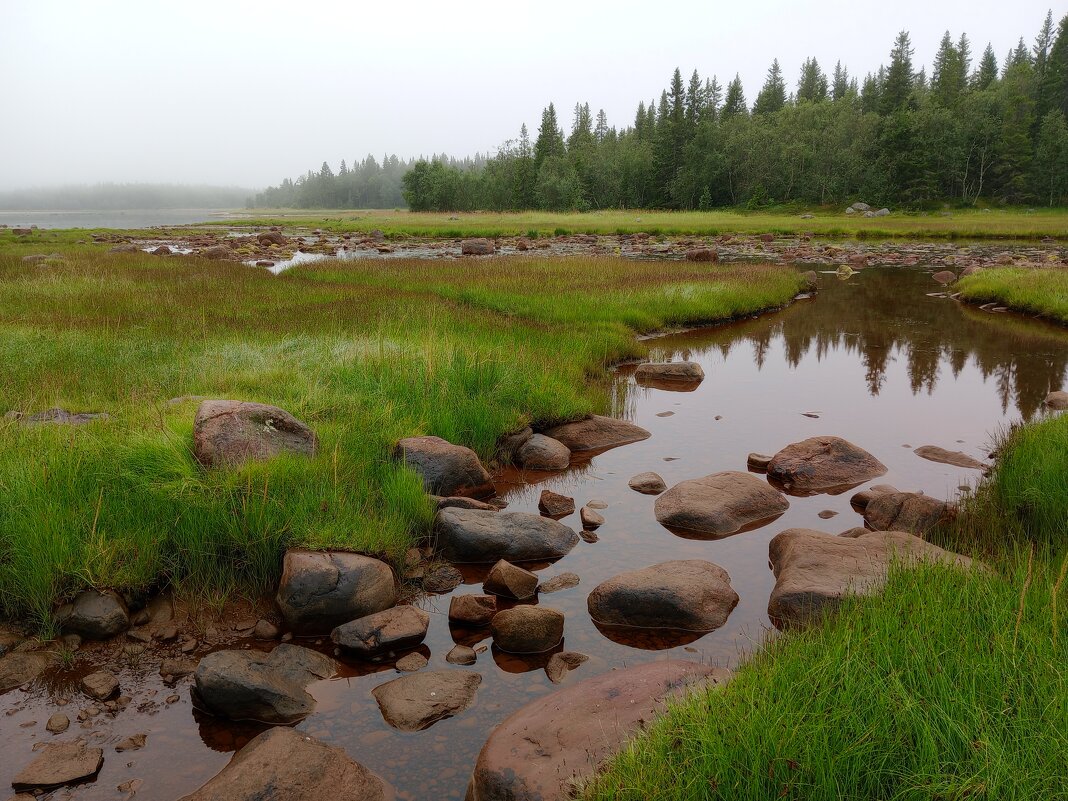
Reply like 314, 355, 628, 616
584, 414, 1068, 801
0, 248, 802, 628
957, 267, 1068, 325
223, 207, 1068, 240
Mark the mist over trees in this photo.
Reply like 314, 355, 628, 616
0, 183, 251, 210
259, 12, 1068, 211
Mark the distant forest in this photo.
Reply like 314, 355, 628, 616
257, 12, 1068, 211
0, 183, 251, 211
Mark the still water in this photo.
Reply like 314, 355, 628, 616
1, 267, 1065, 800
0, 210, 240, 230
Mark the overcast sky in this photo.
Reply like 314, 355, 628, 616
1, 0, 1057, 190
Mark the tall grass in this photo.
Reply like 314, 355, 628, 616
957, 267, 1068, 326
0, 250, 802, 626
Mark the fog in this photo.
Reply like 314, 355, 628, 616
1, 0, 1056, 191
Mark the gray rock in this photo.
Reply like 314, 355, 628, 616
861, 490, 953, 535
252, 619, 279, 640
491, 607, 564, 653
193, 400, 318, 468
395, 651, 428, 672
483, 559, 539, 600
654, 471, 789, 536
193, 643, 335, 723
276, 550, 396, 634
372, 670, 482, 731
20, 408, 109, 426
516, 434, 571, 471
422, 563, 463, 593
57, 590, 129, 640
628, 471, 667, 494
434, 508, 578, 563
448, 594, 497, 626
496, 426, 534, 463
330, 606, 430, 657
580, 506, 605, 529
394, 435, 493, 497
11, 741, 104, 791
540, 415, 650, 453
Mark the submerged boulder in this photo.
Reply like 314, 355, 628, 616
56, 589, 129, 640
654, 471, 789, 536
466, 660, 728, 801
330, 606, 429, 657
0, 652, 57, 692
587, 560, 738, 631
516, 434, 571, 471
932, 270, 957, 285
540, 415, 650, 453
1044, 390, 1068, 410
914, 445, 988, 471
372, 670, 481, 732
11, 741, 104, 792
178, 727, 393, 801
193, 400, 318, 468
766, 436, 887, 493
193, 644, 335, 723
768, 528, 977, 626
434, 508, 578, 563
491, 606, 565, 653
276, 550, 396, 634
393, 435, 493, 498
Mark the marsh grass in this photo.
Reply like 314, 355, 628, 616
0, 249, 801, 626
584, 413, 1068, 801
957, 267, 1068, 325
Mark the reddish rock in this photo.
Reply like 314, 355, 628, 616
483, 559, 539, 600
541, 415, 650, 453
394, 436, 493, 498
193, 400, 318, 468
767, 436, 887, 493
448, 594, 497, 626
538, 489, 575, 517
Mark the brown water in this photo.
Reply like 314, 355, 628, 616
2, 267, 1067, 800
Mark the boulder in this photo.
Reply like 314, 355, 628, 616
633, 361, 705, 383
394, 436, 493, 498
466, 661, 728, 801
448, 594, 497, 626
256, 230, 287, 246
446, 644, 477, 665
372, 670, 481, 732
330, 606, 430, 657
538, 572, 580, 594
861, 490, 953, 535
56, 590, 129, 640
628, 471, 666, 494
276, 550, 395, 634
461, 238, 495, 256
193, 400, 318, 468
0, 652, 56, 692
81, 670, 118, 700
496, 427, 533, 463
932, 270, 957, 285
768, 528, 977, 626
423, 563, 463, 593
914, 445, 988, 471
516, 434, 571, 471
201, 245, 233, 259
874, 208, 891, 217
587, 560, 738, 631
685, 248, 718, 262
1043, 390, 1068, 410
46, 713, 70, 733
491, 607, 565, 653
767, 436, 887, 493
849, 202, 871, 212
11, 741, 104, 791
483, 559, 539, 600
436, 496, 498, 512
746, 452, 772, 471
193, 643, 335, 723
541, 415, 650, 453
538, 489, 575, 517
654, 471, 789, 537
433, 508, 578, 563
177, 727, 393, 801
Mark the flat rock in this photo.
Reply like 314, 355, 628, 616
538, 572, 580, 594
466, 660, 728, 801
0, 652, 56, 692
767, 436, 887, 493
446, 645, 477, 665
587, 560, 738, 631
1044, 390, 1068, 410
56, 590, 129, 640
434, 508, 578, 563
448, 594, 497, 626
491, 607, 564, 653
861, 490, 953, 535
654, 470, 789, 536
628, 471, 667, 494
633, 361, 705, 383
483, 559, 539, 600
331, 606, 430, 657
544, 651, 588, 684
538, 489, 575, 517
768, 528, 977, 626
160, 657, 197, 679
12, 741, 104, 791
372, 670, 481, 732
516, 434, 571, 471
193, 400, 318, 468
394, 435, 493, 497
193, 643, 335, 724
436, 496, 498, 512
276, 550, 396, 634
115, 733, 146, 752
541, 415, 650, 453
423, 563, 464, 593
81, 670, 118, 700
914, 445, 988, 471
177, 727, 394, 801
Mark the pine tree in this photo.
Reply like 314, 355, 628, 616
975, 44, 999, 90
957, 33, 972, 90
754, 59, 787, 113
534, 103, 565, 167
685, 69, 704, 128
831, 61, 851, 101
932, 31, 964, 106
567, 102, 593, 150
594, 109, 609, 142
881, 31, 915, 114
1041, 14, 1068, 119
704, 76, 722, 118
861, 72, 881, 113
797, 57, 828, 102
722, 74, 747, 116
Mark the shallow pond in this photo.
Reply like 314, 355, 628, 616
2, 267, 1066, 800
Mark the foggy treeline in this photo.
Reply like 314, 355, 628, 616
0, 183, 251, 211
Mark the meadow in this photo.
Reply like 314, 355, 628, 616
0, 243, 802, 628
958, 266, 1068, 325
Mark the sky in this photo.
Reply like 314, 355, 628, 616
0, 0, 1059, 191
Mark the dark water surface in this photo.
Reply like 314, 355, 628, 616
2, 268, 1066, 800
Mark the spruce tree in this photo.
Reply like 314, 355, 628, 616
1041, 14, 1068, 118
685, 69, 704, 128
881, 31, 915, 114
975, 44, 999, 90
754, 59, 787, 113
704, 76, 722, 118
534, 103, 565, 168
722, 74, 747, 116
594, 109, 609, 142
797, 57, 828, 102
932, 31, 963, 106
831, 61, 851, 101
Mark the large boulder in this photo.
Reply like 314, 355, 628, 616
768, 528, 977, 626
633, 362, 705, 384
857, 488, 953, 535
393, 436, 493, 498
276, 550, 396, 634
587, 560, 738, 631
515, 434, 571, 471
178, 727, 394, 801
540, 415, 650, 453
193, 400, 318, 468
1044, 390, 1068, 410
914, 445, 988, 471
466, 661, 728, 801
491, 606, 565, 653
330, 606, 429, 657
433, 508, 578, 563
767, 436, 887, 493
193, 643, 335, 723
654, 471, 789, 537
56, 589, 129, 640
11, 741, 104, 791
372, 670, 481, 732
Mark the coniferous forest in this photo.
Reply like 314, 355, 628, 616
254, 14, 1068, 211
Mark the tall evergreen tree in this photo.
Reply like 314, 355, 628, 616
594, 109, 609, 142
881, 31, 915, 113
1041, 14, 1068, 118
722, 74, 747, 116
797, 57, 828, 102
533, 103, 565, 167
831, 61, 851, 101
704, 76, 722, 118
567, 102, 593, 150
685, 69, 704, 128
861, 72, 881, 113
932, 31, 964, 105
975, 44, 999, 89
754, 59, 787, 114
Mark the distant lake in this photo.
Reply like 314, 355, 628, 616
0, 209, 245, 230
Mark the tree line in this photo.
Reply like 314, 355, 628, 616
260, 12, 1068, 211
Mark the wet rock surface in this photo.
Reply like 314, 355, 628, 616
0, 652, 57, 692
394, 435, 493, 497
372, 670, 482, 732
276, 550, 396, 634
515, 434, 571, 471
482, 559, 539, 600
537, 489, 575, 517
634, 361, 705, 384
628, 471, 667, 494
491, 607, 565, 653
654, 470, 789, 536
448, 594, 498, 626
434, 508, 578, 563
12, 741, 104, 791
913, 445, 988, 471
541, 414, 651, 452
331, 606, 430, 657
56, 590, 129, 640
767, 436, 888, 493
859, 488, 953, 535
193, 400, 318, 468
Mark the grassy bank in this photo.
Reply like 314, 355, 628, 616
0, 248, 802, 627
584, 414, 1068, 801
225, 208, 1068, 240
957, 266, 1068, 325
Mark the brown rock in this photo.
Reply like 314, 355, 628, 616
446, 645, 477, 665
633, 361, 705, 384
423, 563, 463, 593
541, 415, 650, 453
395, 652, 428, 672
0, 652, 56, 692
862, 491, 953, 535
483, 559, 539, 600
461, 238, 495, 255
448, 594, 497, 626
746, 452, 773, 471
276, 550, 396, 634
914, 445, 988, 471
654, 470, 789, 536
580, 506, 605, 529
436, 496, 498, 512
115, 733, 146, 752
685, 248, 718, 262
433, 508, 578, 564
45, 713, 70, 734
767, 436, 887, 493
932, 270, 957, 284
495, 426, 533, 463
491, 606, 564, 653
516, 434, 571, 471
12, 741, 104, 791
1043, 390, 1068, 410
193, 400, 318, 468
538, 489, 575, 517
81, 670, 119, 700
331, 606, 429, 657
372, 670, 481, 731
544, 651, 588, 684
628, 471, 667, 494
538, 572, 580, 594
394, 435, 493, 497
